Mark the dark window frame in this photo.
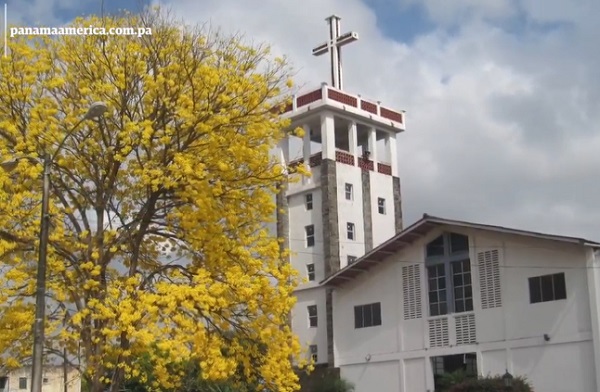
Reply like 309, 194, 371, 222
345, 183, 353, 200
305, 193, 313, 210
377, 197, 386, 214
309, 344, 318, 362
426, 233, 473, 316
307, 263, 315, 281
305, 225, 315, 247
347, 222, 355, 240
354, 302, 382, 329
308, 305, 318, 327
19, 377, 27, 389
529, 273, 567, 304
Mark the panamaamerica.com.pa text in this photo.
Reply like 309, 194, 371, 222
10, 26, 152, 38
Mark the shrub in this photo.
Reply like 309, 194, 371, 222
448, 374, 533, 392
312, 376, 355, 392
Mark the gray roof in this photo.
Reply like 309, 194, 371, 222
321, 213, 600, 287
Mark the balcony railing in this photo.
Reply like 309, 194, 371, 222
278, 85, 404, 126
288, 150, 392, 176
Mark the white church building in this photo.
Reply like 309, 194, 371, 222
276, 15, 600, 392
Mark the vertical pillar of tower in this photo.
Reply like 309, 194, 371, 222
320, 117, 340, 368
321, 113, 336, 161
367, 127, 377, 164
280, 135, 290, 164
386, 133, 403, 233
386, 133, 398, 177
302, 124, 312, 184
348, 121, 357, 163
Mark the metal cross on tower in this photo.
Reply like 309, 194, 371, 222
312, 15, 359, 91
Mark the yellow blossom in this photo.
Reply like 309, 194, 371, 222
0, 8, 302, 392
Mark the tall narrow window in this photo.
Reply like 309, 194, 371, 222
425, 233, 472, 315
309, 345, 318, 362
345, 183, 353, 200
452, 260, 473, 312
308, 305, 318, 327
307, 264, 315, 281
19, 377, 27, 389
305, 225, 315, 247
347, 222, 355, 240
428, 264, 447, 316
305, 193, 313, 210
378, 197, 386, 214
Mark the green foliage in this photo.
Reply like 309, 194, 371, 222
122, 356, 263, 392
438, 370, 474, 390
447, 373, 533, 392
312, 375, 354, 392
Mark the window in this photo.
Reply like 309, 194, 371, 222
354, 302, 382, 328
450, 233, 469, 253
347, 222, 355, 240
378, 197, 386, 214
529, 273, 566, 304
19, 377, 27, 389
43, 378, 49, 384
426, 235, 445, 257
426, 233, 472, 316
347, 255, 357, 264
309, 345, 318, 362
307, 264, 315, 281
0, 377, 8, 390
305, 225, 315, 247
305, 193, 313, 210
432, 354, 477, 391
428, 264, 447, 316
452, 260, 473, 313
308, 305, 318, 327
345, 183, 353, 200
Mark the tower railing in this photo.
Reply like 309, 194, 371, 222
279, 84, 404, 127
287, 149, 393, 176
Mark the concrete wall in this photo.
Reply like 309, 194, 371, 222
333, 226, 598, 392
2, 366, 80, 392
335, 162, 365, 269
288, 187, 324, 287
292, 288, 329, 365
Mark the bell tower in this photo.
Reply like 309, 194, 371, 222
277, 14, 406, 372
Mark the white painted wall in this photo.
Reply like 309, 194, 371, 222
341, 361, 400, 392
287, 186, 329, 365
335, 162, 365, 268
333, 226, 599, 392
288, 188, 324, 286
292, 288, 328, 365
2, 366, 80, 392
369, 171, 395, 248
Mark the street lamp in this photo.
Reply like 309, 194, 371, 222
502, 369, 514, 390
1, 102, 107, 392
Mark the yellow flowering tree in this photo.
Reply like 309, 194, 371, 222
0, 9, 302, 392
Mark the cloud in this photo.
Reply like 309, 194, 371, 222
5, 0, 85, 26
10, 0, 600, 239
401, 0, 519, 25
152, 0, 600, 239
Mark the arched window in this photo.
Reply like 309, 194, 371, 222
425, 233, 472, 316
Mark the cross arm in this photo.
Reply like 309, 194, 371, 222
312, 31, 359, 57
312, 42, 329, 56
